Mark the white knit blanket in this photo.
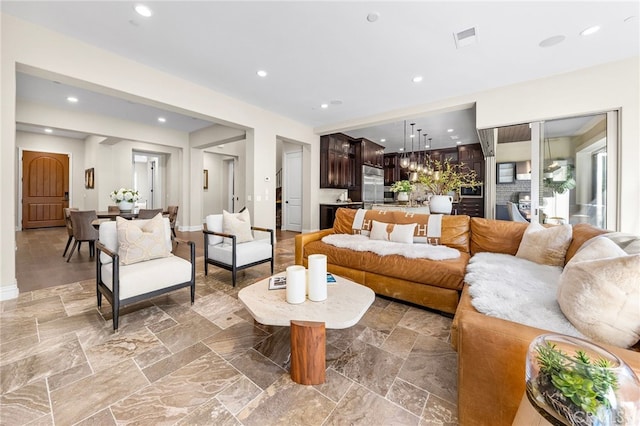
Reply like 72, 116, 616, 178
321, 234, 461, 260
465, 252, 584, 338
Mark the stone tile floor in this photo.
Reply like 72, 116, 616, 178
2, 232, 458, 425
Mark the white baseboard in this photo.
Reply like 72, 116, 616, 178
0, 280, 19, 301
177, 224, 203, 232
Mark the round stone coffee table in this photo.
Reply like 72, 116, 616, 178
238, 272, 375, 385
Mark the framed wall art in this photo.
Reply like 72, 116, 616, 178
203, 169, 209, 190
85, 168, 95, 189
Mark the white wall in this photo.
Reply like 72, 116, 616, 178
496, 141, 530, 163
202, 140, 246, 218
203, 152, 226, 216
83, 135, 104, 209
1, 14, 319, 300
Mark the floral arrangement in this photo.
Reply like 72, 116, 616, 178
390, 180, 415, 193
417, 158, 481, 195
109, 188, 141, 203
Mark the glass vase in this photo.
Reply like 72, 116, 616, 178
525, 334, 640, 426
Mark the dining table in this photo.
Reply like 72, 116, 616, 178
92, 210, 169, 229
96, 211, 139, 220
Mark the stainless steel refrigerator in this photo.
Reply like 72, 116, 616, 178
362, 165, 384, 207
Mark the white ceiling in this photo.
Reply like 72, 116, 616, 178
3, 1, 638, 152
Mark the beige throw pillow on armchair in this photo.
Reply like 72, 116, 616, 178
116, 214, 171, 265
557, 236, 640, 348
223, 209, 254, 243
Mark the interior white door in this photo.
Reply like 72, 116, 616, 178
285, 150, 302, 232
226, 159, 235, 212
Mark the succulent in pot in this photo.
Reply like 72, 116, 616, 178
526, 334, 640, 426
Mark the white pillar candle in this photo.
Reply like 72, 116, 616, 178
286, 265, 306, 304
308, 254, 327, 302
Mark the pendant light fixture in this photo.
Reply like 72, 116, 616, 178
415, 128, 423, 173
400, 120, 410, 168
410, 126, 419, 182
544, 138, 560, 178
408, 123, 417, 171
423, 133, 429, 169
426, 137, 434, 175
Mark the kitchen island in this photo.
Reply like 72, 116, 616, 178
319, 202, 363, 229
371, 204, 430, 214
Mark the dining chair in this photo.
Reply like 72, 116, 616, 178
167, 205, 179, 238
137, 208, 163, 219
62, 207, 79, 257
506, 201, 529, 223
67, 210, 99, 262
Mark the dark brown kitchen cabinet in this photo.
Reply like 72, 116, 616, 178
455, 198, 484, 217
320, 133, 353, 188
428, 147, 459, 164
354, 138, 384, 168
456, 143, 485, 217
383, 153, 399, 185
319, 203, 363, 229
458, 144, 484, 173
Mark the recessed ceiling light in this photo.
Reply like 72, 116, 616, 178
412, 75, 423, 83
257, 70, 268, 78
450, 135, 459, 140
425, 144, 430, 148
157, 117, 166, 123
539, 35, 566, 48
580, 25, 600, 36
134, 4, 153, 17
218, 145, 225, 149
456, 141, 462, 145
44, 128, 53, 133
380, 139, 386, 143
67, 96, 78, 103
399, 147, 404, 152
447, 128, 454, 133
320, 104, 329, 109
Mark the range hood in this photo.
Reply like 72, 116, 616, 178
516, 161, 531, 180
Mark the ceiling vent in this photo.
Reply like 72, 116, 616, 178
454, 27, 478, 49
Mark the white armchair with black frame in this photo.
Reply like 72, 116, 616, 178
203, 210, 274, 287
96, 215, 196, 330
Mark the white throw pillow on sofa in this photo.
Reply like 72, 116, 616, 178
516, 221, 572, 267
369, 220, 416, 244
557, 236, 640, 348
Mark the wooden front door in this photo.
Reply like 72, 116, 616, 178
22, 150, 69, 229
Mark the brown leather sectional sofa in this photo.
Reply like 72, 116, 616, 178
295, 208, 640, 425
